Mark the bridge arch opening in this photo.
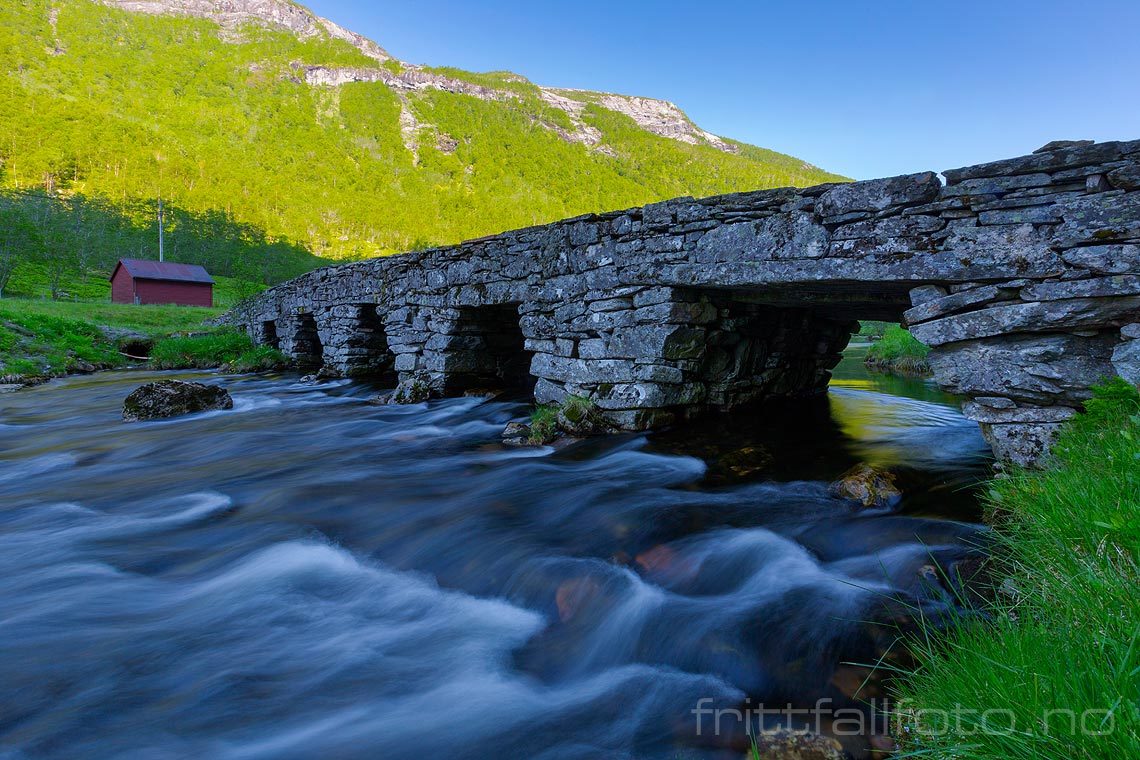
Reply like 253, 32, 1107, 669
344, 304, 395, 379
694, 290, 863, 410
445, 303, 535, 394
260, 320, 280, 350
293, 312, 324, 370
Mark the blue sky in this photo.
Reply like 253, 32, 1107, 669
305, 0, 1139, 179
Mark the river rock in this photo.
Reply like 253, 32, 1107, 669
122, 380, 233, 422
830, 464, 901, 509
501, 421, 532, 446
749, 729, 846, 760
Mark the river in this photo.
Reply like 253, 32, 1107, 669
0, 349, 991, 759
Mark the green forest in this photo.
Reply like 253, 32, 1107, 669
0, 0, 844, 295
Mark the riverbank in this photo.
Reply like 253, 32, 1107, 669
895, 379, 1140, 756
864, 325, 931, 376
0, 298, 284, 385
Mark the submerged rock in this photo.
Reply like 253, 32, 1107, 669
123, 380, 233, 422
829, 464, 901, 509
501, 421, 531, 447
749, 729, 847, 760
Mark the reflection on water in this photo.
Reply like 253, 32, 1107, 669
0, 359, 991, 759
832, 343, 956, 405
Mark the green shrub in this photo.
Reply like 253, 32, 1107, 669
895, 379, 1140, 758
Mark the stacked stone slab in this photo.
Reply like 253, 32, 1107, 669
226, 139, 1140, 465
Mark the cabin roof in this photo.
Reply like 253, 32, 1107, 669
110, 259, 215, 285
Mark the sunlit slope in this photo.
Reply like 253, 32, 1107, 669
0, 0, 845, 259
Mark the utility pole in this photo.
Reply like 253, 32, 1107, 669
157, 196, 165, 262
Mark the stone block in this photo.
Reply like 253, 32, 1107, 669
910, 296, 1140, 346
1113, 339, 1140, 386
962, 401, 1078, 424
1059, 244, 1140, 274
816, 171, 941, 217
981, 422, 1065, 468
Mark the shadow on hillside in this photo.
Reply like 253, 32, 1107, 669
0, 189, 324, 299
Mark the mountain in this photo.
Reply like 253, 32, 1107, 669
0, 0, 845, 269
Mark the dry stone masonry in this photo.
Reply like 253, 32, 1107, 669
229, 139, 1140, 466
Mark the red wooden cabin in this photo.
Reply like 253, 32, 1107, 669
110, 259, 214, 307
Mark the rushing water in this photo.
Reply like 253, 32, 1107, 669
0, 353, 991, 759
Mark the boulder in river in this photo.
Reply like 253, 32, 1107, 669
123, 380, 233, 422
829, 463, 901, 509
501, 421, 532, 447
749, 729, 847, 759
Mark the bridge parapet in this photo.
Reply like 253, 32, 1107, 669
229, 139, 1140, 465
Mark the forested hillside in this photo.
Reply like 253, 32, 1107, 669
0, 0, 845, 290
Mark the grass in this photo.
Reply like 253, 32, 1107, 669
150, 331, 287, 372
0, 279, 285, 378
0, 304, 124, 377
529, 403, 560, 444
3, 299, 222, 336
526, 395, 604, 444
865, 325, 931, 375
895, 379, 1140, 758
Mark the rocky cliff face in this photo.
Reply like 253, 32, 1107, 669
103, 0, 391, 60
101, 0, 744, 154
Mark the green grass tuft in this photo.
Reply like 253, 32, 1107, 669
227, 345, 290, 372
529, 403, 560, 445
865, 325, 931, 375
149, 331, 285, 371
895, 379, 1140, 758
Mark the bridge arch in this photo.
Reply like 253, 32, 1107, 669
410, 303, 537, 394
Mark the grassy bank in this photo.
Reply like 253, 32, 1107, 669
865, 325, 931, 375
150, 332, 287, 372
895, 380, 1140, 757
0, 296, 284, 378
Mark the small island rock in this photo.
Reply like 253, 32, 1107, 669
829, 463, 902, 509
123, 380, 233, 422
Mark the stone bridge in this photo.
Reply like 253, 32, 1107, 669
229, 139, 1140, 465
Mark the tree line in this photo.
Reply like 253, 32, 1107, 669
0, 189, 323, 300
